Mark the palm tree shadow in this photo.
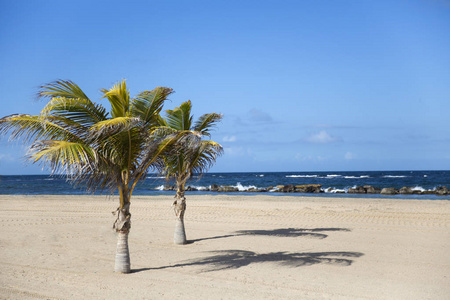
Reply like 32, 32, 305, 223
133, 250, 364, 273
189, 227, 351, 243
236, 228, 351, 239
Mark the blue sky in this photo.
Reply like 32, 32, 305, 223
1, 0, 449, 174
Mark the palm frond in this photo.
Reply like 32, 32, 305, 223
165, 100, 193, 130
41, 97, 108, 127
28, 140, 95, 175
131, 87, 173, 126
101, 80, 130, 118
0, 114, 82, 144
151, 126, 179, 139
133, 131, 190, 184
193, 113, 223, 137
89, 116, 140, 139
179, 100, 193, 130
156, 114, 167, 127
184, 140, 223, 176
38, 80, 90, 101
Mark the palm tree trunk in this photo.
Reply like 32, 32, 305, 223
173, 188, 187, 245
113, 201, 131, 273
115, 230, 130, 273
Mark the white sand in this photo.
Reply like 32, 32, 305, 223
0, 194, 449, 299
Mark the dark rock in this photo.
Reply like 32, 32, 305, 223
186, 186, 197, 191
348, 186, 366, 194
210, 184, 219, 192
163, 185, 175, 191
399, 187, 413, 194
218, 185, 239, 192
435, 186, 449, 195
420, 190, 435, 195
265, 186, 274, 192
280, 184, 296, 193
295, 184, 322, 193
380, 187, 398, 195
364, 185, 381, 194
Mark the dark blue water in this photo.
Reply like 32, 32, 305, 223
1, 171, 449, 199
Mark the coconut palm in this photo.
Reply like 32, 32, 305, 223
0, 79, 183, 273
157, 100, 223, 244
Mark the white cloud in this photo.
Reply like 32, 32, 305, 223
223, 136, 237, 142
305, 130, 340, 144
345, 152, 355, 160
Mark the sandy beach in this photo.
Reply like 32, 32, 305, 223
0, 194, 448, 299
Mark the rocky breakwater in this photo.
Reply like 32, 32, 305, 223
276, 184, 323, 193
346, 185, 449, 196
379, 186, 449, 196
159, 184, 449, 196
348, 185, 381, 194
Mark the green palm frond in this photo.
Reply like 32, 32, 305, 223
39, 80, 90, 101
179, 101, 193, 130
132, 131, 190, 189
151, 126, 179, 139
0, 114, 82, 144
156, 114, 168, 127
28, 140, 95, 174
90, 116, 140, 139
131, 87, 174, 126
184, 140, 223, 175
193, 113, 223, 137
165, 100, 193, 130
101, 80, 130, 118
41, 97, 108, 127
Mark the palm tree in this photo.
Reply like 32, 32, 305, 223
157, 100, 223, 244
0, 79, 183, 273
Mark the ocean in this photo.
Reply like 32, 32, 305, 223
1, 170, 449, 200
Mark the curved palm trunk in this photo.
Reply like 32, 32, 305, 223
173, 186, 187, 245
113, 200, 131, 273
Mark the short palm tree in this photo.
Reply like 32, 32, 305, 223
0, 80, 182, 273
157, 100, 223, 244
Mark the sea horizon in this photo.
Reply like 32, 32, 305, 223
2, 168, 450, 176
1, 170, 449, 200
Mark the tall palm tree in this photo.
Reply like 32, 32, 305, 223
157, 100, 223, 244
0, 80, 182, 273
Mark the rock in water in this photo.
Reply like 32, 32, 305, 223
364, 185, 381, 194
295, 184, 322, 193
399, 187, 413, 194
381, 187, 398, 195
435, 186, 449, 195
348, 186, 366, 194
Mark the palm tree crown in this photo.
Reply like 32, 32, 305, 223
158, 100, 223, 193
157, 100, 223, 244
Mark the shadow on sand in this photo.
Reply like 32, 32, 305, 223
133, 250, 364, 273
132, 227, 362, 273
190, 227, 351, 243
